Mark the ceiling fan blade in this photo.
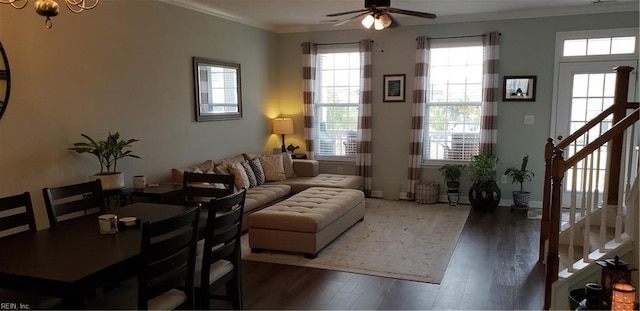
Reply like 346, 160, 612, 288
386, 13, 399, 28
326, 9, 369, 17
387, 8, 437, 19
333, 12, 369, 26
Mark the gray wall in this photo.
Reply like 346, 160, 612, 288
0, 1, 279, 229
275, 12, 639, 202
0, 1, 637, 230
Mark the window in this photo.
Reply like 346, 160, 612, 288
423, 38, 483, 162
314, 45, 361, 159
563, 36, 636, 57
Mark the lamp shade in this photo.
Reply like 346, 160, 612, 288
612, 283, 636, 311
273, 118, 294, 135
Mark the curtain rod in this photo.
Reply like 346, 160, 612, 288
417, 33, 502, 40
300, 40, 374, 46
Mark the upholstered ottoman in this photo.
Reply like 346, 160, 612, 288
248, 187, 365, 258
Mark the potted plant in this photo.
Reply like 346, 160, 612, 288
504, 155, 534, 207
69, 132, 140, 190
467, 151, 501, 209
438, 164, 465, 205
438, 164, 465, 192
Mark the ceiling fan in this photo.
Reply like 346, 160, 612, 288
326, 0, 436, 30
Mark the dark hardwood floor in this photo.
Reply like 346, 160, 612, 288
218, 204, 546, 310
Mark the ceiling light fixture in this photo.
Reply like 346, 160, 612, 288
0, 0, 99, 29
361, 14, 375, 29
362, 12, 392, 31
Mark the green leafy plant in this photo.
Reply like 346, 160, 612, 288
69, 132, 140, 174
504, 155, 534, 193
438, 164, 465, 183
468, 151, 498, 183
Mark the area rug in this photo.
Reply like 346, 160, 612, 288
241, 198, 470, 284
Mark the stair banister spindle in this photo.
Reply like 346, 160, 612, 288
583, 154, 593, 263
568, 162, 578, 272
598, 143, 608, 252
615, 130, 629, 242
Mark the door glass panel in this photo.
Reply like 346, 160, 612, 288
587, 38, 611, 55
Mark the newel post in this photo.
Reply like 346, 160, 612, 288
606, 66, 633, 205
540, 138, 555, 263
544, 148, 565, 310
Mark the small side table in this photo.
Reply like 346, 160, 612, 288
125, 184, 184, 204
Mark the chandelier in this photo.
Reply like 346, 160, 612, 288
0, 0, 99, 29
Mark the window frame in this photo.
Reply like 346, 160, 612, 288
313, 44, 361, 162
421, 37, 484, 166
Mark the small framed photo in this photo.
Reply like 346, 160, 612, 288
503, 76, 536, 102
383, 74, 406, 102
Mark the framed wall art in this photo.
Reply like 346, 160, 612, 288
383, 74, 406, 102
503, 75, 536, 102
193, 57, 242, 121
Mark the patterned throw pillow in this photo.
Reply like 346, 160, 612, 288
250, 158, 265, 185
229, 162, 250, 189
241, 161, 257, 188
258, 155, 286, 181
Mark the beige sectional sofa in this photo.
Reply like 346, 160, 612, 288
171, 152, 363, 228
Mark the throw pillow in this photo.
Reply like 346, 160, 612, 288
241, 161, 257, 188
229, 162, 250, 189
280, 152, 294, 178
250, 158, 265, 185
258, 155, 286, 181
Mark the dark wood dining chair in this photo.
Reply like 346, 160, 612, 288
195, 187, 246, 310
42, 179, 106, 227
182, 172, 235, 207
87, 206, 200, 310
0, 192, 62, 309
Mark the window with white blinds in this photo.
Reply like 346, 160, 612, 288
423, 38, 483, 162
314, 45, 361, 159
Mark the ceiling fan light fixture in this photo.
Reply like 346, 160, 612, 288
361, 14, 374, 28
373, 16, 384, 30
379, 13, 392, 28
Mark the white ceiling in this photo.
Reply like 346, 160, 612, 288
160, 0, 639, 33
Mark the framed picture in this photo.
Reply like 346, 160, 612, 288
383, 74, 406, 102
503, 76, 536, 102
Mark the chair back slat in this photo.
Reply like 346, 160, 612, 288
197, 187, 246, 307
42, 180, 106, 227
0, 192, 36, 237
139, 206, 199, 310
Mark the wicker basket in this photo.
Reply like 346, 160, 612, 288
415, 181, 439, 204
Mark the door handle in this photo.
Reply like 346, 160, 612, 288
557, 135, 563, 140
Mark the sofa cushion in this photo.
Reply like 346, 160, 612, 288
229, 162, 250, 190
241, 161, 257, 187
259, 155, 286, 181
171, 160, 215, 184
244, 184, 291, 214
280, 152, 294, 178
250, 158, 265, 186
271, 174, 364, 194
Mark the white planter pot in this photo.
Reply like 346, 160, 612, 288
91, 172, 125, 190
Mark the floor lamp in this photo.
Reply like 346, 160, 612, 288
273, 118, 294, 153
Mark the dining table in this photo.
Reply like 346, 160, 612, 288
0, 202, 197, 308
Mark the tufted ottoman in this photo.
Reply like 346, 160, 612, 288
247, 187, 365, 258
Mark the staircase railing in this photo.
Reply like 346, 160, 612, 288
541, 66, 640, 310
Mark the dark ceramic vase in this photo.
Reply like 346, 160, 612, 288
469, 181, 501, 209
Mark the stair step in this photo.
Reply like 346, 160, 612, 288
558, 225, 615, 272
